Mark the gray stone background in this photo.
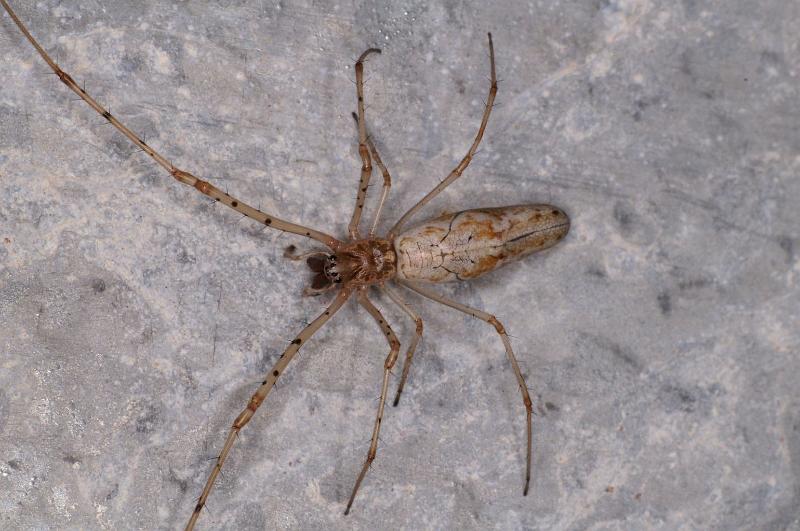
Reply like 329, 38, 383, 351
1, 1, 798, 530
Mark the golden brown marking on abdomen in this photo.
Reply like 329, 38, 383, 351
393, 205, 570, 282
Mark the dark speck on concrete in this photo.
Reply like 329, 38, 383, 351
657, 291, 672, 315
91, 278, 106, 293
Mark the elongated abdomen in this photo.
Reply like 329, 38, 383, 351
394, 205, 569, 282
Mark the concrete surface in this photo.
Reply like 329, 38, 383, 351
1, 1, 798, 530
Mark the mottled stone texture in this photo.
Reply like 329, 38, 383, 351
1, 1, 798, 530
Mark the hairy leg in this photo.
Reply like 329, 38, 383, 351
349, 111, 393, 235
0, 0, 339, 249
389, 33, 497, 237
399, 279, 533, 496
383, 285, 423, 406
185, 289, 351, 531
348, 48, 381, 239
367, 133, 392, 235
346, 289, 401, 514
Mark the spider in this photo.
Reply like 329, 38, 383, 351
0, 2, 570, 529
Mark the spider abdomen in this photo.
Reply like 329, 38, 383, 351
394, 205, 570, 282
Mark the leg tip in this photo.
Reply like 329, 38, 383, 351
357, 48, 382, 63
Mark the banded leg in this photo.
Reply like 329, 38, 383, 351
346, 289, 401, 514
389, 33, 497, 237
366, 130, 393, 236
0, 0, 340, 249
350, 111, 393, 235
399, 280, 533, 496
185, 289, 351, 531
348, 48, 381, 239
383, 285, 423, 406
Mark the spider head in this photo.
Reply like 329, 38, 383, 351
285, 239, 396, 295
305, 253, 343, 294
283, 246, 341, 296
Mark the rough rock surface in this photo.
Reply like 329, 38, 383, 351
1, 1, 798, 529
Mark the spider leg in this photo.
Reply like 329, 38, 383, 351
185, 288, 351, 531
348, 48, 381, 239
389, 33, 497, 237
366, 129, 392, 236
345, 288, 401, 514
351, 111, 394, 236
0, 0, 340, 249
383, 285, 423, 407
398, 279, 533, 496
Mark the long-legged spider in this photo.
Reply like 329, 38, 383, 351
0, 2, 570, 528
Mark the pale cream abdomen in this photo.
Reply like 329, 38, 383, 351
394, 205, 570, 282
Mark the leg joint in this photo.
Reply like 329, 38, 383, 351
523, 394, 532, 409
233, 409, 254, 428
359, 144, 371, 162
488, 315, 506, 335
171, 168, 198, 186
385, 352, 399, 369
58, 71, 75, 86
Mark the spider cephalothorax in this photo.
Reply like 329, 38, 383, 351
287, 239, 397, 295
333, 239, 397, 286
